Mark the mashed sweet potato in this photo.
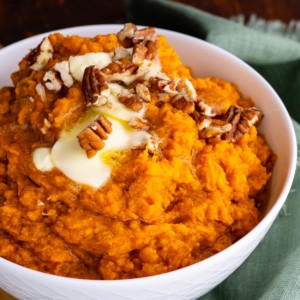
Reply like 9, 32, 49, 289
0, 25, 274, 279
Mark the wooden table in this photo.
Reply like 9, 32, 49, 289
0, 0, 299, 298
0, 0, 300, 46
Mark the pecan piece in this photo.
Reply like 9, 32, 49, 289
101, 59, 138, 76
135, 83, 151, 102
191, 110, 212, 130
117, 23, 137, 48
132, 43, 148, 64
43, 70, 62, 91
198, 122, 232, 139
133, 27, 156, 44
77, 115, 112, 158
112, 47, 132, 61
82, 65, 109, 106
118, 94, 143, 111
145, 40, 158, 60
223, 106, 263, 142
132, 40, 158, 64
197, 100, 217, 117
170, 95, 195, 114
150, 78, 181, 97
29, 37, 53, 71
128, 117, 149, 130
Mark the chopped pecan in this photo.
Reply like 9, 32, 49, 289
152, 78, 195, 111
132, 43, 148, 64
135, 83, 151, 102
77, 115, 112, 158
43, 70, 62, 91
128, 117, 149, 130
223, 105, 242, 123
197, 101, 217, 117
157, 93, 170, 103
221, 105, 263, 141
195, 105, 263, 141
146, 134, 161, 155
150, 78, 181, 96
182, 78, 197, 101
112, 47, 133, 61
53, 61, 74, 88
117, 23, 137, 48
132, 40, 158, 64
199, 122, 232, 139
133, 27, 156, 44
118, 94, 143, 111
170, 95, 195, 114
242, 107, 263, 127
145, 40, 158, 60
228, 106, 263, 141
82, 65, 109, 106
117, 24, 157, 50
101, 59, 138, 85
163, 78, 182, 96
154, 78, 169, 90
191, 110, 212, 130
35, 83, 46, 102
29, 37, 53, 71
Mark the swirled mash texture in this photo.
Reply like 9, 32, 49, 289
0, 27, 274, 279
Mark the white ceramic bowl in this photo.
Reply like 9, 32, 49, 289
0, 25, 297, 300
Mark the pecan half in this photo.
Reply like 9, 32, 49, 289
82, 65, 109, 106
77, 115, 112, 158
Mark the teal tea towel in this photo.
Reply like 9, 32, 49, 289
127, 1, 300, 299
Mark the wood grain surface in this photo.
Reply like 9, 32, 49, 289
0, 0, 299, 299
0, 0, 300, 46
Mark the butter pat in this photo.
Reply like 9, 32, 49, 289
32, 147, 54, 171
69, 52, 112, 82
33, 110, 151, 189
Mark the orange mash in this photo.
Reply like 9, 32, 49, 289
0, 24, 274, 279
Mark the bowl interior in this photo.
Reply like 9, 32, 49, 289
0, 23, 297, 282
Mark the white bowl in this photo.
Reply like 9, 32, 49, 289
0, 25, 297, 300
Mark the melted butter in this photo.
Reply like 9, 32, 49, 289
32, 50, 162, 188
33, 107, 150, 189
32, 147, 54, 171
69, 52, 112, 82
102, 83, 146, 121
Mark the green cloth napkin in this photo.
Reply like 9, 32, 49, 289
127, 1, 300, 299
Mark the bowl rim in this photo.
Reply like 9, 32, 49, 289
0, 24, 297, 285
